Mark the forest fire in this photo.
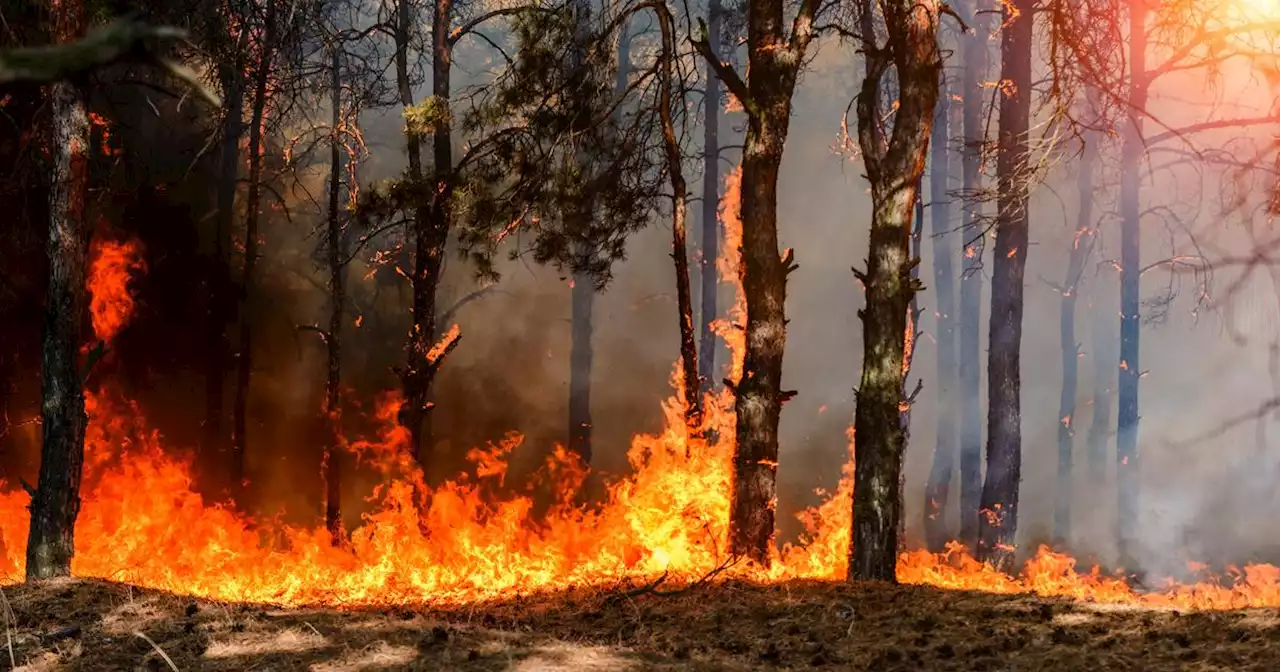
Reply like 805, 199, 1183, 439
2, 166, 1279, 616
3, 378, 1280, 610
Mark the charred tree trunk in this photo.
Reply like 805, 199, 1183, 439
1086, 280, 1115, 480
323, 43, 345, 542
231, 1, 277, 496
698, 0, 723, 392
957, 0, 989, 548
568, 271, 595, 463
850, 0, 941, 582
27, 0, 90, 580
651, 6, 701, 430
396, 0, 453, 467
923, 77, 958, 551
976, 0, 1031, 572
692, 0, 818, 564
207, 32, 248, 472
1117, 0, 1146, 564
1053, 101, 1099, 544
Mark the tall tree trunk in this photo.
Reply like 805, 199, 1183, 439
923, 77, 958, 551
698, 0, 722, 392
208, 32, 248, 474
1117, 0, 1146, 564
1086, 281, 1115, 480
396, 0, 453, 467
231, 1, 277, 496
1053, 99, 1099, 544
693, 0, 818, 564
651, 7, 701, 430
27, 0, 90, 580
957, 0, 989, 548
323, 43, 345, 542
976, 0, 1031, 572
568, 271, 594, 463
850, 0, 941, 582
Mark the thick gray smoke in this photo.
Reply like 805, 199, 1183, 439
251, 24, 1280, 575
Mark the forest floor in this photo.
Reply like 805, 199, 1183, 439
4, 576, 1280, 671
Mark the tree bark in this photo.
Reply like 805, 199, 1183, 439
650, 7, 701, 431
957, 0, 990, 549
27, 0, 90, 581
1053, 96, 1099, 544
693, 0, 818, 564
568, 271, 595, 463
976, 0, 1031, 572
396, 0, 453, 467
850, 0, 941, 582
323, 42, 345, 543
698, 0, 722, 392
1086, 280, 1115, 480
231, 0, 277, 497
1117, 0, 1146, 564
923, 77, 958, 551
207, 30, 249, 474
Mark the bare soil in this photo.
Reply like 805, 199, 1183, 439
3, 577, 1280, 670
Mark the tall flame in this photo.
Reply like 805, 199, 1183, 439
87, 238, 145, 342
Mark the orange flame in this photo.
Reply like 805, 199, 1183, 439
3, 184, 1280, 611
87, 238, 145, 342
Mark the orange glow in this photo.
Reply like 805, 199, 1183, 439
712, 166, 745, 385
87, 238, 145, 342
4, 192, 1280, 612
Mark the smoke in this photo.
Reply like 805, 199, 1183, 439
7, 9, 1280, 578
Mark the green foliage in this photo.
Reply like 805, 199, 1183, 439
403, 96, 452, 137
453, 4, 668, 290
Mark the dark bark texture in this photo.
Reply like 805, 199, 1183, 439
651, 7, 701, 430
1117, 0, 1146, 563
27, 0, 90, 581
568, 270, 595, 464
231, 1, 277, 496
923, 78, 958, 551
1054, 100, 1099, 543
957, 0, 991, 548
396, 0, 454, 467
324, 43, 345, 542
976, 0, 1031, 572
692, 0, 818, 564
698, 0, 722, 392
207, 28, 249, 474
850, 0, 941, 582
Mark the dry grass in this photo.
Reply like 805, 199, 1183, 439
5, 577, 1280, 670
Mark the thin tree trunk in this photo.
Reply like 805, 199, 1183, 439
207, 32, 248, 473
231, 0, 277, 496
976, 0, 1032, 572
698, 0, 722, 392
923, 77, 958, 551
323, 43, 344, 542
27, 0, 90, 580
568, 271, 594, 463
1087, 281, 1115, 480
850, 0, 941, 582
692, 0, 818, 564
396, 0, 453, 467
1117, 0, 1146, 564
1053, 101, 1099, 544
651, 6, 700, 430
957, 0, 989, 549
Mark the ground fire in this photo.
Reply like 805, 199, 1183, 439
13, 0, 1280, 668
